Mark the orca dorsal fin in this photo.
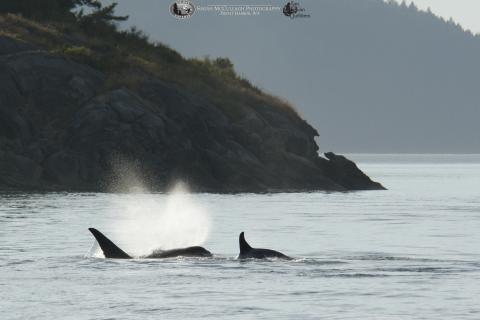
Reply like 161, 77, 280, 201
88, 228, 132, 259
239, 232, 253, 255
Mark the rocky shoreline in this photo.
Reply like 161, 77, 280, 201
0, 34, 384, 193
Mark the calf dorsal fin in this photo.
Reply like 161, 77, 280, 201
239, 232, 253, 255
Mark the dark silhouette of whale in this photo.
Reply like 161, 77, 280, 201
88, 228, 212, 259
238, 232, 291, 260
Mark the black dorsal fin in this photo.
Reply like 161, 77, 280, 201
239, 232, 253, 255
88, 228, 132, 259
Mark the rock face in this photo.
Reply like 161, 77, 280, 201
0, 35, 384, 192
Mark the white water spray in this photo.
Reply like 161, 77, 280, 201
86, 239, 104, 258
108, 182, 211, 256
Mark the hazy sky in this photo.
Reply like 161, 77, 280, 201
394, 0, 480, 33
109, 0, 480, 152
106, 0, 480, 34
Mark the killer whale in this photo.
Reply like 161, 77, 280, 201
238, 232, 291, 260
88, 228, 212, 259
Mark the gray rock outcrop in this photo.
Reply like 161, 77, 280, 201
0, 36, 384, 192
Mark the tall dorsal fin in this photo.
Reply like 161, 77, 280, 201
88, 228, 132, 259
239, 232, 253, 255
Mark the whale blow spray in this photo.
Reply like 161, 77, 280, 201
108, 182, 211, 256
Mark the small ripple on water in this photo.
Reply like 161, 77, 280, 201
374, 266, 475, 274
1, 259, 35, 267
344, 254, 451, 262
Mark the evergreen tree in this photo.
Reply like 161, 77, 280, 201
0, 0, 70, 20
77, 2, 128, 34
0, 0, 126, 24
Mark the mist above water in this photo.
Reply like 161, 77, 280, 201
95, 157, 212, 256
101, 182, 211, 257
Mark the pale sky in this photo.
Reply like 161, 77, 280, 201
393, 0, 480, 34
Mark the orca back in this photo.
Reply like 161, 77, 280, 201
238, 232, 291, 260
248, 248, 292, 260
146, 246, 212, 258
88, 228, 132, 259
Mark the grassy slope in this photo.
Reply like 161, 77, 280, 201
0, 13, 298, 121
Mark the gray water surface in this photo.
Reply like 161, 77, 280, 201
1, 155, 480, 319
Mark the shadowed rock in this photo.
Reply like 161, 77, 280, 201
0, 35, 384, 192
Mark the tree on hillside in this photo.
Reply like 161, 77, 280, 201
0, 0, 84, 20
0, 0, 127, 25
77, 2, 128, 29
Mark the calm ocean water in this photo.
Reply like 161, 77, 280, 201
1, 154, 480, 319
